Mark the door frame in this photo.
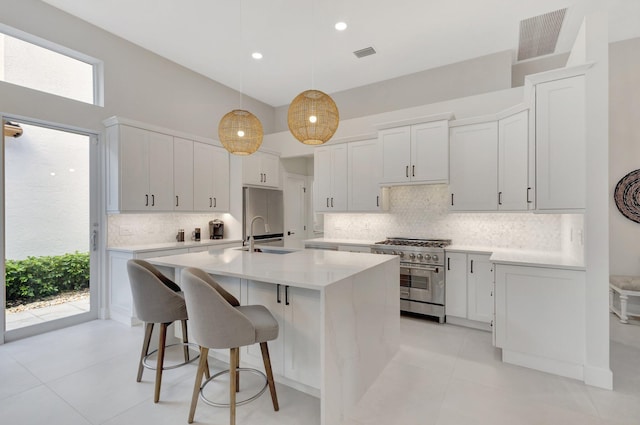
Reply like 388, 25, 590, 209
0, 112, 104, 343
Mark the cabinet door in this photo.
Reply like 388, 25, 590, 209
260, 152, 280, 188
411, 120, 449, 183
449, 122, 498, 211
314, 146, 333, 212
498, 111, 529, 211
243, 280, 285, 375
173, 137, 194, 211
119, 125, 150, 211
210, 146, 230, 211
379, 126, 411, 183
445, 252, 467, 318
242, 153, 263, 186
283, 286, 321, 389
535, 75, 586, 210
147, 131, 174, 210
193, 142, 215, 211
466, 254, 493, 323
330, 144, 348, 211
348, 139, 382, 211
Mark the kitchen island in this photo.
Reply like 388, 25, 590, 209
146, 247, 400, 425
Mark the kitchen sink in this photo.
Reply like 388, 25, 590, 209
235, 247, 297, 255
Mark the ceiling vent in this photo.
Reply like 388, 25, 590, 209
353, 47, 376, 59
517, 8, 566, 61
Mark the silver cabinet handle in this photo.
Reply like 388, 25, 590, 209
209, 197, 213, 208
527, 187, 532, 203
376, 195, 379, 207
406, 165, 409, 178
412, 165, 415, 177
145, 194, 149, 206
264, 173, 267, 183
176, 195, 179, 207
331, 197, 334, 207
213, 197, 217, 208
498, 192, 502, 205
151, 194, 155, 206
326, 197, 329, 207
92, 230, 98, 251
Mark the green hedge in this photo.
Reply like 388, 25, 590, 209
5, 252, 90, 303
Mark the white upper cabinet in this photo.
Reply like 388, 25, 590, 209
449, 121, 498, 211
348, 139, 385, 211
535, 75, 586, 211
173, 137, 194, 211
314, 144, 348, 212
243, 151, 280, 188
193, 142, 230, 212
107, 124, 174, 212
498, 110, 531, 211
379, 120, 449, 185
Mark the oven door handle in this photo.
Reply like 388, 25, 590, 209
400, 288, 410, 298
401, 265, 440, 273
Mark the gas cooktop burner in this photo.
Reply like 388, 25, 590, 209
374, 238, 452, 248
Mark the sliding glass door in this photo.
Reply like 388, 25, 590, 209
1, 116, 100, 341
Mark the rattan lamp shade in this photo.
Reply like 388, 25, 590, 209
218, 109, 263, 155
287, 90, 339, 145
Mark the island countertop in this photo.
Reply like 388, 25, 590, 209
146, 247, 398, 291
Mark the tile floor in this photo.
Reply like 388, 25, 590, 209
0, 315, 638, 425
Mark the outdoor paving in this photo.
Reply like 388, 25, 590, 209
5, 298, 90, 330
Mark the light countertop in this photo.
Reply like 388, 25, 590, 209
303, 238, 379, 247
447, 245, 584, 270
107, 239, 242, 254
146, 246, 398, 290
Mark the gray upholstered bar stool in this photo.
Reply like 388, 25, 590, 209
181, 267, 279, 425
126, 259, 206, 403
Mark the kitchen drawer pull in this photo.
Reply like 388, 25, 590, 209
406, 165, 409, 178
285, 285, 290, 306
447, 257, 450, 271
176, 195, 179, 207
498, 191, 502, 205
412, 165, 415, 177
527, 187, 532, 203
264, 173, 267, 183
209, 197, 213, 208
470, 259, 474, 274
213, 197, 217, 208
376, 195, 379, 207
331, 197, 334, 208
260, 173, 263, 182
451, 193, 454, 206
326, 197, 329, 207
151, 194, 155, 206
145, 194, 149, 206
277, 284, 281, 303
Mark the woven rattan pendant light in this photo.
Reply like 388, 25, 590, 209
287, 0, 339, 145
217, 0, 263, 155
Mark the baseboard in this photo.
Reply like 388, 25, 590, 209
584, 365, 613, 390
446, 315, 491, 332
502, 349, 584, 381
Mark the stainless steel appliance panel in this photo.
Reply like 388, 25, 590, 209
243, 187, 284, 246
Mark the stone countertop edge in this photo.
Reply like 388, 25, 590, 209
303, 238, 379, 246
107, 239, 243, 253
446, 245, 585, 271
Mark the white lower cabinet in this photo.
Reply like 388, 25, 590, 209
242, 279, 321, 391
494, 264, 586, 379
445, 251, 493, 329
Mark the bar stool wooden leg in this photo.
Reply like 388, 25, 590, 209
260, 342, 279, 411
204, 355, 211, 380
154, 323, 168, 403
181, 319, 190, 362
235, 347, 240, 392
230, 347, 239, 425
188, 347, 209, 424
137, 322, 154, 382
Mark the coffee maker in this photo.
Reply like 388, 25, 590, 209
209, 219, 224, 239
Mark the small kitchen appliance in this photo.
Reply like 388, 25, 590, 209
372, 237, 452, 323
192, 228, 201, 241
176, 229, 185, 242
209, 219, 224, 239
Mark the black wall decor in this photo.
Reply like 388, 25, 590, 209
614, 169, 640, 223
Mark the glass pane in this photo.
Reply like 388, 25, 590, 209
0, 33, 94, 104
4, 122, 90, 330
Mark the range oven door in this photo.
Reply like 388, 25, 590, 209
399, 265, 444, 305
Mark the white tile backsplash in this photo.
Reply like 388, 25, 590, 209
107, 213, 240, 246
325, 185, 571, 251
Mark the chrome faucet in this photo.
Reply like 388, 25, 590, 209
249, 216, 265, 253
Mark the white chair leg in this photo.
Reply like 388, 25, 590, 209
620, 294, 629, 324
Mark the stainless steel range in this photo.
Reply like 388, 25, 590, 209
372, 237, 452, 323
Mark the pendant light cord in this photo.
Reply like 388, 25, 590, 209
311, 0, 315, 90
239, 0, 244, 109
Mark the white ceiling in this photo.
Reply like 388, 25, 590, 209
41, 0, 640, 107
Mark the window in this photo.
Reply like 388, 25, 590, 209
0, 24, 103, 105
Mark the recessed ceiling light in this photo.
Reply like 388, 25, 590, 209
252, 52, 263, 60
335, 22, 347, 31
